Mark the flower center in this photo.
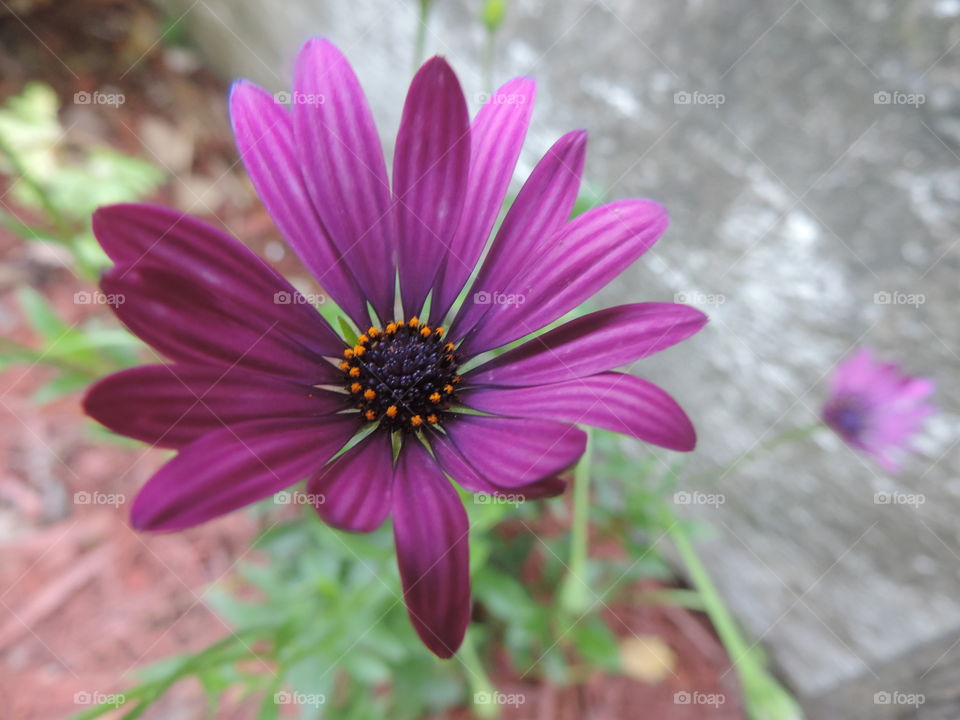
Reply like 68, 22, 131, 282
339, 317, 461, 432
824, 395, 868, 441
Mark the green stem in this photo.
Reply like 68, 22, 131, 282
414, 0, 433, 69
0, 133, 70, 239
459, 629, 498, 719
560, 429, 593, 614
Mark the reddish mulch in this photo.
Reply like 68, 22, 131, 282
0, 3, 746, 718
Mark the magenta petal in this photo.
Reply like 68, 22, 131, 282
93, 204, 344, 356
468, 303, 707, 387
85, 363, 349, 449
103, 265, 341, 384
442, 415, 586, 488
465, 373, 696, 451
229, 82, 370, 325
460, 199, 669, 354
449, 130, 586, 339
429, 77, 536, 324
392, 441, 470, 658
393, 56, 471, 317
431, 431, 568, 499
291, 39, 395, 323
307, 431, 394, 532
130, 417, 356, 531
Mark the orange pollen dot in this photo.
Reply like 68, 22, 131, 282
357, 334, 369, 344
339, 361, 350, 371
420, 326, 432, 337
386, 405, 398, 418
444, 384, 454, 394
363, 389, 376, 400
444, 342, 455, 352
350, 383, 362, 393
343, 349, 355, 359
435, 327, 445, 337
368, 327, 379, 337
427, 414, 439, 424
386, 323, 397, 334
453, 376, 462, 383
429, 392, 442, 403
409, 316, 419, 327
365, 410, 377, 420
410, 415, 423, 427
353, 345, 366, 356
349, 367, 361, 378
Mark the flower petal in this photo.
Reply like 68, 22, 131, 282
449, 130, 587, 338
84, 363, 348, 449
130, 417, 357, 531
467, 303, 707, 387
431, 431, 568, 499
92, 204, 344, 356
291, 39, 395, 323
458, 199, 669, 354
307, 431, 394, 532
229, 81, 370, 325
392, 441, 470, 658
102, 264, 341, 384
465, 373, 696, 451
393, 56, 471, 317
429, 77, 536, 324
441, 415, 585, 488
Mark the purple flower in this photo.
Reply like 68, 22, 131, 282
84, 38, 706, 657
823, 348, 934, 472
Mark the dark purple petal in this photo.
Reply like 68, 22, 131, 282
459, 199, 669, 354
431, 431, 568, 499
307, 431, 394, 532
291, 39, 395, 323
84, 363, 348, 449
441, 415, 585, 488
429, 77, 536, 324
93, 204, 345, 356
102, 264, 341, 385
449, 130, 586, 338
393, 56, 471, 317
229, 82, 370, 325
130, 417, 357, 531
392, 441, 470, 658
467, 303, 707, 387
465, 372, 696, 451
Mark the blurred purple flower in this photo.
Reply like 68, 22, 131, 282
823, 348, 934, 472
84, 38, 706, 657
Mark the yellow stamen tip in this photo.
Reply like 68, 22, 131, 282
349, 367, 361, 378
339, 361, 350, 371
445, 342, 455, 352
444, 384, 454, 394
420, 326, 431, 337
427, 414, 438, 424
386, 323, 397, 334
350, 383, 362, 393
343, 349, 354, 359
368, 327, 380, 337
353, 345, 365, 356
410, 415, 423, 427
363, 389, 376, 400
386, 405, 398, 418
357, 334, 369, 344
435, 327, 445, 337
409, 316, 419, 327
429, 392, 441, 403
365, 410, 376, 421
453, 375, 462, 383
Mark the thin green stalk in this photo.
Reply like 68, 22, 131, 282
414, 0, 433, 70
459, 629, 498, 719
560, 429, 593, 614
